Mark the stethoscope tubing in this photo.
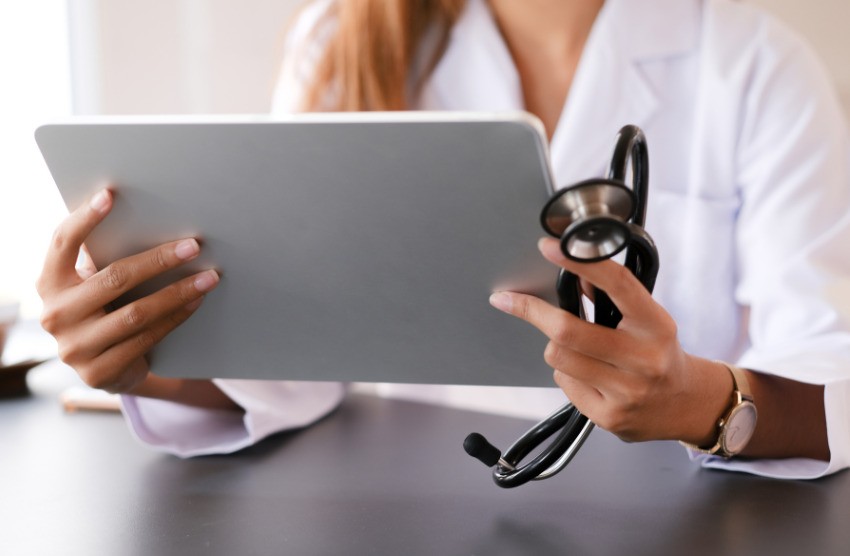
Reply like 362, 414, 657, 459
493, 403, 588, 487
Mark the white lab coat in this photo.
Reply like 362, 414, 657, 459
122, 0, 850, 479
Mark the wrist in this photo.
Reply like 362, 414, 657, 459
679, 360, 759, 458
127, 372, 180, 399
677, 356, 734, 446
129, 373, 241, 411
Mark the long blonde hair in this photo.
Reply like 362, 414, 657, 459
301, 0, 466, 111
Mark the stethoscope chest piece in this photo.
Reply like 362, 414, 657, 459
540, 179, 636, 262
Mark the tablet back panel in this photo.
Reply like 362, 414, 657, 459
36, 114, 561, 386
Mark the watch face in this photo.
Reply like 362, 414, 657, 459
722, 402, 758, 455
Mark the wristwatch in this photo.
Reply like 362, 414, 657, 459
680, 362, 758, 458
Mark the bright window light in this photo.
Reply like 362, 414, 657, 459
0, 2, 73, 318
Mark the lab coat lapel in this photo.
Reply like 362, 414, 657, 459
551, 0, 700, 187
421, 0, 699, 189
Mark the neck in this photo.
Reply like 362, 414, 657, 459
486, 0, 605, 139
487, 0, 604, 60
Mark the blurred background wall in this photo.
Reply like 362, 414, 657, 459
72, 0, 850, 116
69, 0, 303, 115
748, 0, 850, 113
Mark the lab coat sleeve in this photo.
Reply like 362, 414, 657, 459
691, 12, 850, 479
120, 381, 346, 458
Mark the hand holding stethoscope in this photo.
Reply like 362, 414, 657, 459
464, 126, 722, 487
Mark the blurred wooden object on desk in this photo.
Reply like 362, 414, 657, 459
0, 360, 42, 398
0, 315, 57, 399
60, 385, 121, 412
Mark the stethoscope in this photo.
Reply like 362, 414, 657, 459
463, 125, 660, 488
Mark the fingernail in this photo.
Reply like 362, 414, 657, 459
90, 190, 110, 213
194, 270, 219, 292
489, 292, 513, 313
185, 297, 204, 312
175, 239, 200, 261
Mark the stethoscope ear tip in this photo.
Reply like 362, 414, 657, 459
463, 432, 501, 467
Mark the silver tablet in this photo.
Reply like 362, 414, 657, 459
35, 112, 560, 386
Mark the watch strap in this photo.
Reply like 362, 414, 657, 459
679, 361, 755, 457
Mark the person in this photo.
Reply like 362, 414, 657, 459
36, 0, 850, 479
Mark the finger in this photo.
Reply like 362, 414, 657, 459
90, 298, 206, 393
490, 291, 635, 365
552, 371, 605, 415
101, 270, 217, 354
40, 189, 113, 293
538, 237, 660, 320
75, 270, 219, 359
548, 344, 648, 408
87, 357, 150, 395
542, 341, 621, 390
553, 371, 634, 438
68, 238, 203, 320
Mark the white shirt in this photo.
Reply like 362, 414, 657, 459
122, 0, 850, 479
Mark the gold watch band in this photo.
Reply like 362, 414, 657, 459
679, 361, 756, 457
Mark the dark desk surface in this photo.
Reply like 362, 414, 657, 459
2, 362, 849, 556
